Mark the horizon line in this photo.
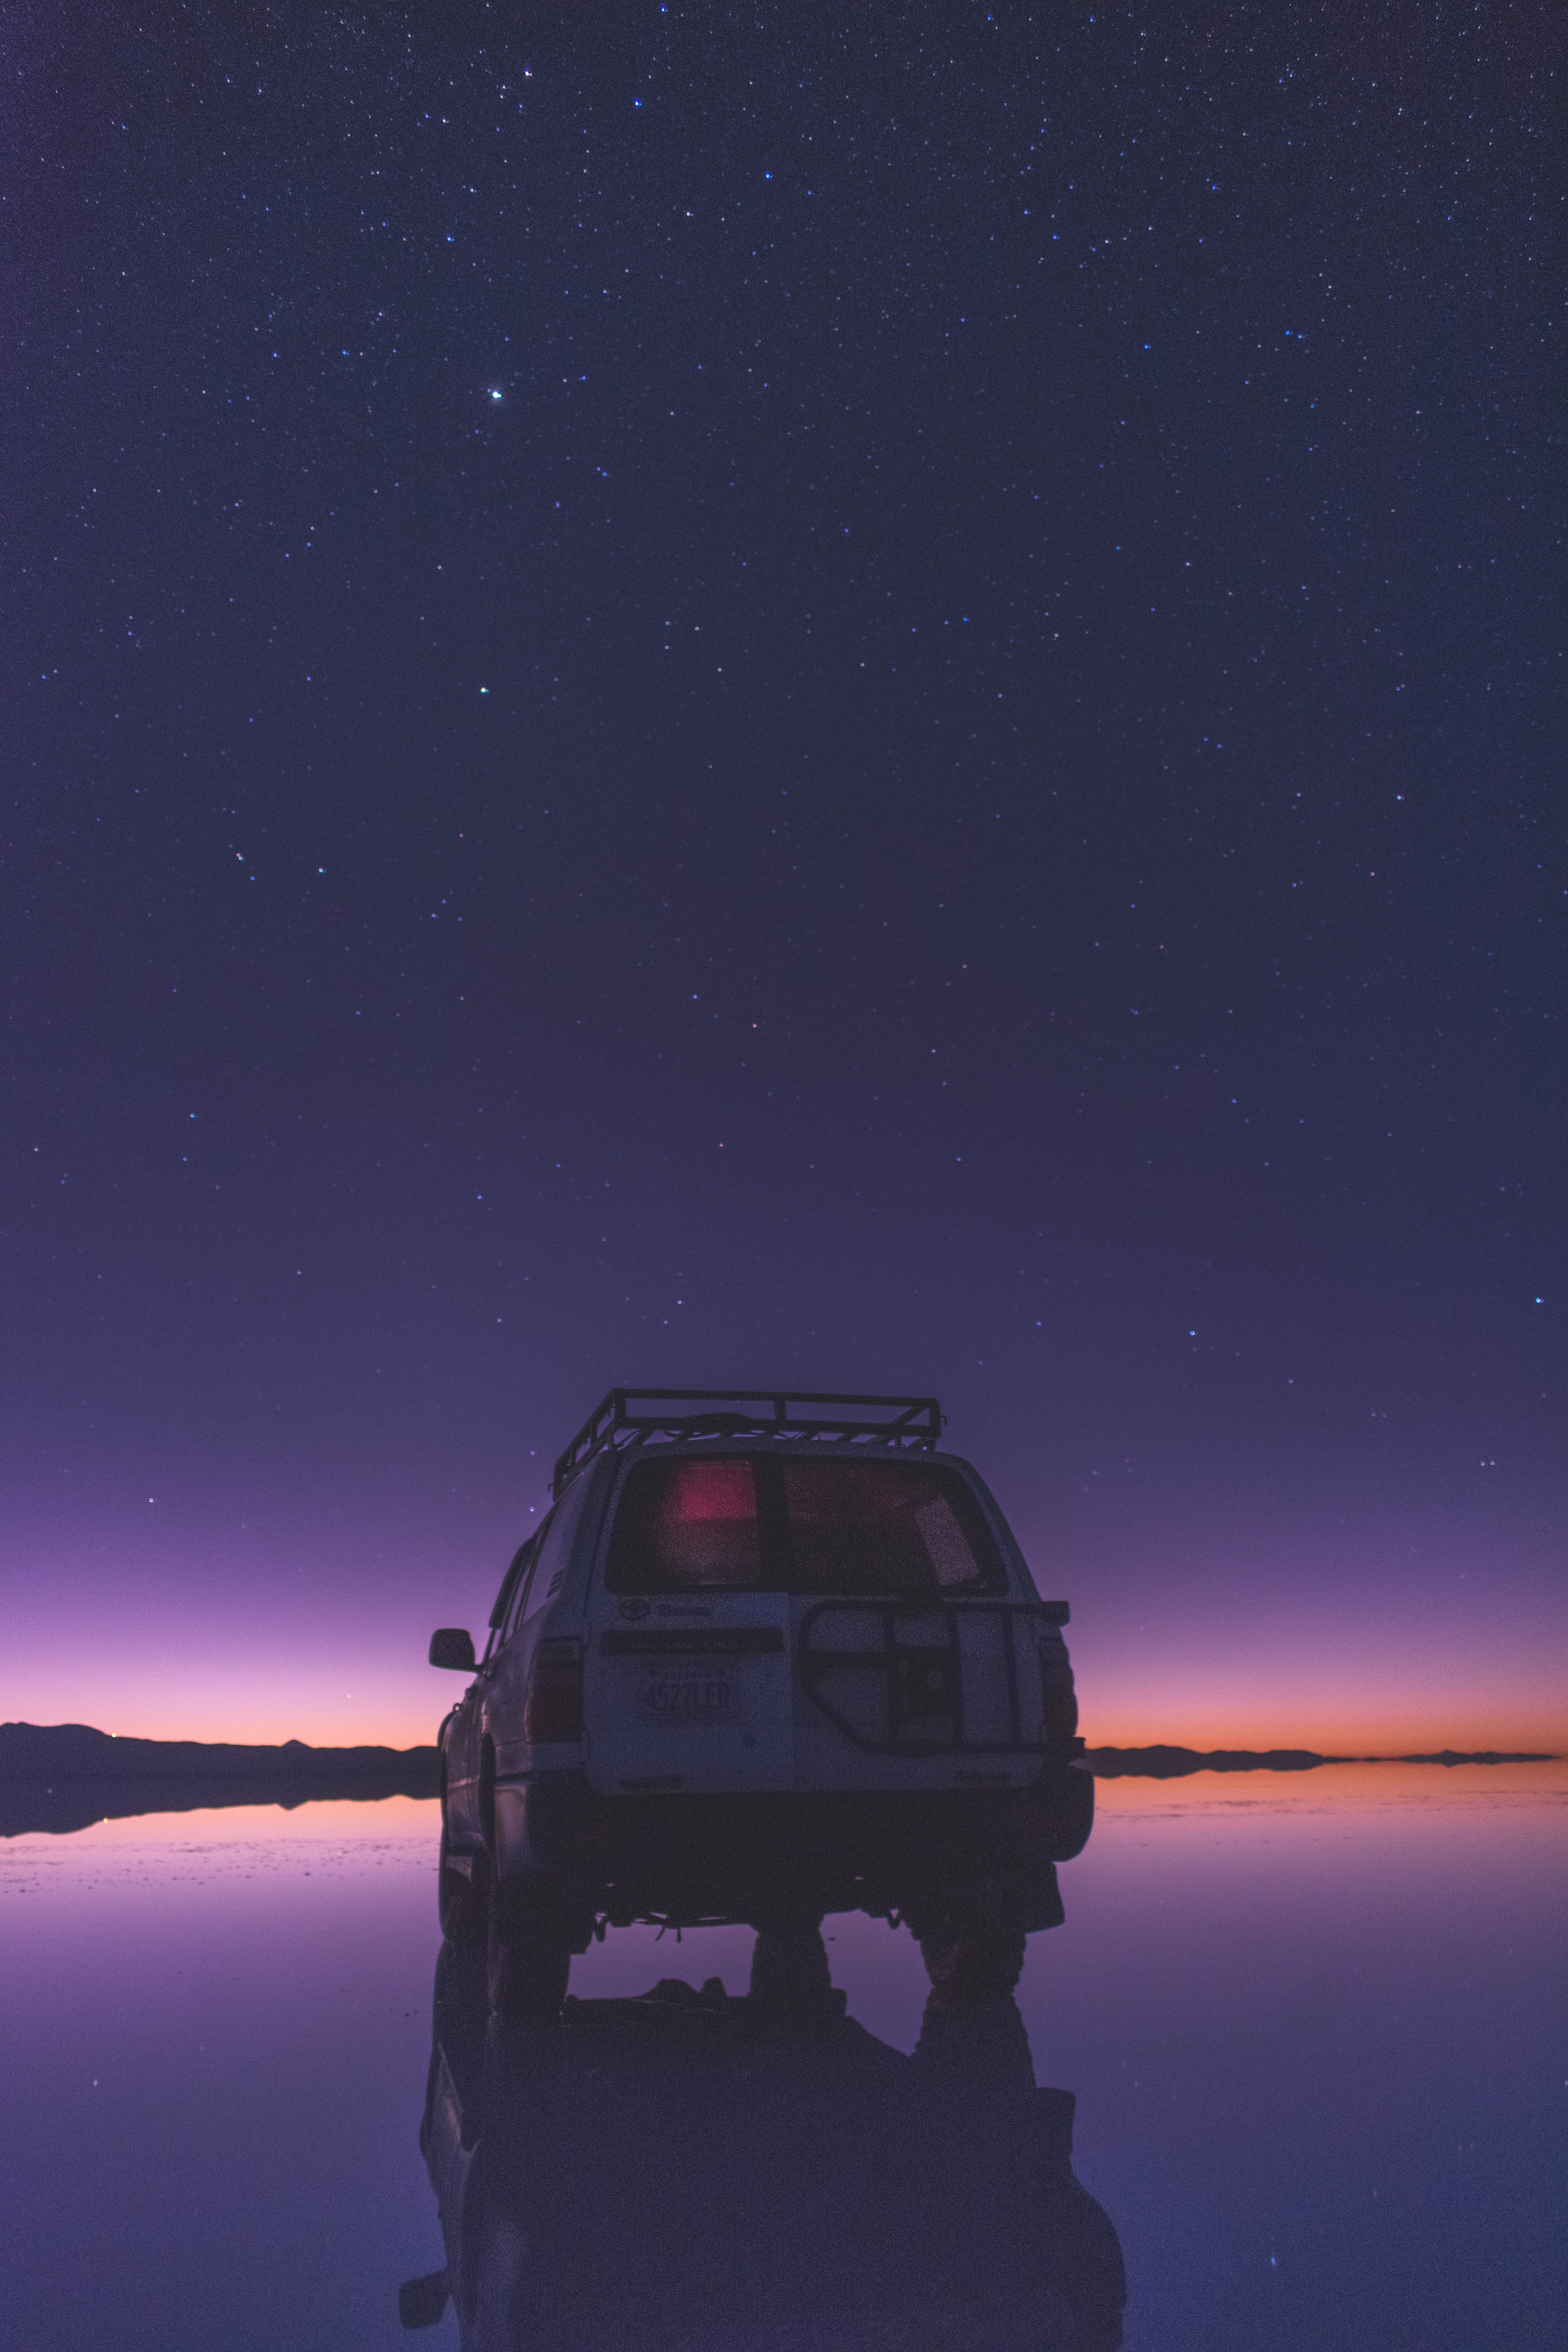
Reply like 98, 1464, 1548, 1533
2, 1720, 1558, 1766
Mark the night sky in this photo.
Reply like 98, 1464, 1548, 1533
4, 2, 1562, 1751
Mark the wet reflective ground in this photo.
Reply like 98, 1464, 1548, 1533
3, 1764, 1563, 2350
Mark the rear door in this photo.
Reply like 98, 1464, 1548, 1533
783, 1454, 1043, 1791
582, 1451, 795, 1794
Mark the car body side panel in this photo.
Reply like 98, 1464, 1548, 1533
443, 1681, 487, 1849
443, 1472, 605, 1854
487, 1467, 600, 1783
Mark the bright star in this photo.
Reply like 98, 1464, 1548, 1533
489, 388, 503, 402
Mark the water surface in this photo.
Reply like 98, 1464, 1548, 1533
2, 1764, 1562, 2348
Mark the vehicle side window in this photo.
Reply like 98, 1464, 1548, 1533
515, 1472, 595, 1625
499, 1523, 548, 1645
484, 1532, 540, 1659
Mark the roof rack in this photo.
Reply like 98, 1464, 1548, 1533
551, 1389, 943, 1497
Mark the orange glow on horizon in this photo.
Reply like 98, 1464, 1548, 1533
18, 1765, 1563, 1851
55, 1793, 440, 1845
9, 1593, 1564, 1760
1080, 1707, 1566, 1757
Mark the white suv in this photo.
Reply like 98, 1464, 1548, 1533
430, 1391, 1093, 2014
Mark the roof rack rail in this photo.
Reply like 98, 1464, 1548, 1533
551, 1389, 943, 1496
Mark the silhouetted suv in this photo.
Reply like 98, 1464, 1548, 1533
429, 1390, 1092, 2014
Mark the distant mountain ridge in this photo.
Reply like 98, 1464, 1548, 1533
3, 1724, 1550, 1786
1084, 1744, 1554, 1777
1087, 1745, 1327, 1777
0, 1721, 439, 1780
2, 1724, 1554, 1841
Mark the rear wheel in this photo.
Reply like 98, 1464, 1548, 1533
918, 1903, 1028, 2006
486, 1875, 573, 2018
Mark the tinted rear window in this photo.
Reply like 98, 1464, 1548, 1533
605, 1456, 765, 1591
604, 1454, 1004, 1596
779, 1459, 1000, 1595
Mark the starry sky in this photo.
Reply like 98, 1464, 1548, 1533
4, 1, 1563, 1751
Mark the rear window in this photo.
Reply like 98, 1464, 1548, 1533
604, 1456, 766, 1590
604, 1454, 1004, 1597
779, 1459, 999, 1596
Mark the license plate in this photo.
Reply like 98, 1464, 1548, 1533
644, 1672, 733, 1721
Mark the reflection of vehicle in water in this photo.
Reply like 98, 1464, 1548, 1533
428, 1390, 1094, 2015
400, 1938, 1126, 2350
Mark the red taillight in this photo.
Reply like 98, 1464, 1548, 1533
1042, 1670, 1078, 1742
524, 1639, 584, 1743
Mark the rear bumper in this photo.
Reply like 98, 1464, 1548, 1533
489, 1755, 1092, 1929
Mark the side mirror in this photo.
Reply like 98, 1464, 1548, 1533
428, 1627, 477, 1672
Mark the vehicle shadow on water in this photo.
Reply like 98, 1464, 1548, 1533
398, 1933, 1127, 2351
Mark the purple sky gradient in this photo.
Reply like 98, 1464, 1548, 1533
2, 1, 1561, 1752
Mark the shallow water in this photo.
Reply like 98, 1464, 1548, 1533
2, 1764, 1563, 2350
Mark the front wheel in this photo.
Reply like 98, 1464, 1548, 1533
438, 1822, 487, 1947
918, 1904, 1028, 2007
486, 1876, 573, 2018
1038, 1762, 1095, 1863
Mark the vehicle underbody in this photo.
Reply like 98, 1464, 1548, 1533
445, 1762, 1094, 2014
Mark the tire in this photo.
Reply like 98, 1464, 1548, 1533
918, 1904, 1028, 2006
748, 1922, 834, 2018
486, 1875, 573, 2019
438, 1821, 487, 1947
1040, 1763, 1095, 1863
